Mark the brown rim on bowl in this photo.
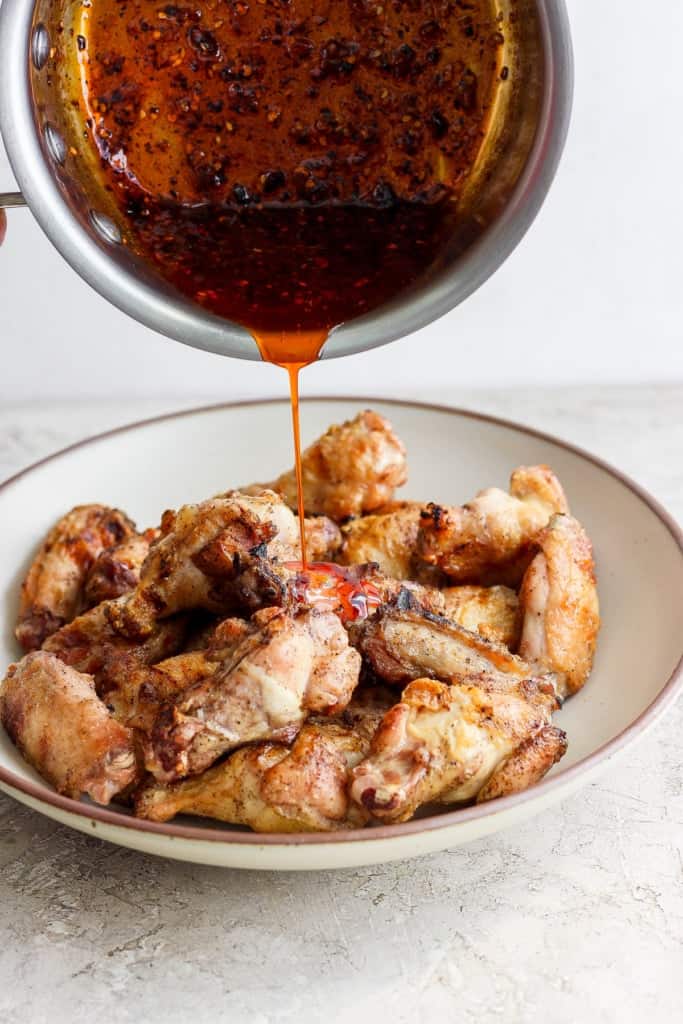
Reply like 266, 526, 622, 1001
0, 397, 681, 847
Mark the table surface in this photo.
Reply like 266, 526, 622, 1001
0, 386, 681, 1024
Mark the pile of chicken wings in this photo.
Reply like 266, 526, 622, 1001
0, 410, 600, 832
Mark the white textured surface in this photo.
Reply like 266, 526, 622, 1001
2, 4, 683, 397
0, 386, 681, 1023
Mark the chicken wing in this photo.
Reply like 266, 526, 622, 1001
42, 598, 187, 691
440, 585, 520, 649
109, 491, 300, 639
349, 676, 564, 822
518, 514, 600, 697
350, 593, 532, 688
135, 717, 371, 831
0, 651, 138, 804
245, 410, 408, 520
84, 528, 159, 607
417, 465, 569, 586
339, 504, 424, 580
15, 504, 136, 651
144, 607, 361, 782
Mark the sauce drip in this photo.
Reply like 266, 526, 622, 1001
285, 562, 382, 623
252, 330, 328, 564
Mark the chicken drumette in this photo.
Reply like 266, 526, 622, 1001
417, 465, 569, 586
15, 504, 137, 650
144, 606, 361, 782
0, 652, 138, 804
350, 676, 565, 822
244, 410, 408, 520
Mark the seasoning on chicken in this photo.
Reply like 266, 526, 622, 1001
340, 503, 425, 580
15, 504, 136, 651
0, 651, 138, 804
350, 592, 532, 688
518, 514, 600, 698
245, 411, 408, 521
440, 585, 520, 649
144, 607, 361, 782
135, 718, 374, 831
349, 676, 565, 823
84, 528, 159, 607
417, 465, 569, 586
42, 598, 187, 692
109, 491, 301, 639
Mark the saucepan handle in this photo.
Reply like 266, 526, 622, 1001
0, 192, 27, 245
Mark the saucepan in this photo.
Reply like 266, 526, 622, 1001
0, 0, 572, 361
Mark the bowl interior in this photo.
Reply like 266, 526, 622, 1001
0, 399, 681, 848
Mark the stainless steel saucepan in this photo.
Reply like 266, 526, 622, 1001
0, 0, 573, 361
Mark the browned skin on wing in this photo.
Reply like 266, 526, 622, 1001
349, 676, 562, 823
16, 505, 137, 651
350, 596, 533, 688
135, 716, 372, 831
0, 651, 138, 804
144, 607, 361, 782
518, 514, 600, 698
440, 585, 520, 649
42, 598, 187, 693
245, 410, 408, 520
476, 725, 567, 802
101, 618, 252, 732
84, 529, 159, 607
303, 516, 343, 561
417, 465, 569, 586
109, 491, 300, 639
340, 504, 424, 580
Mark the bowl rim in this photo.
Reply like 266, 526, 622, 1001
0, 396, 681, 847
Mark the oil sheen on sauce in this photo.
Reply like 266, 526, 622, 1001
78, 0, 503, 591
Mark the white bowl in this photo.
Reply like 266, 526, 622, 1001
0, 398, 681, 870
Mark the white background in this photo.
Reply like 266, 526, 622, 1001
1, 2, 681, 401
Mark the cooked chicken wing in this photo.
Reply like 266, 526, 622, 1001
145, 607, 361, 782
350, 594, 532, 688
518, 514, 600, 697
245, 410, 408, 520
100, 618, 251, 731
349, 676, 564, 822
42, 598, 187, 691
135, 717, 372, 831
84, 528, 159, 607
15, 504, 136, 650
109, 491, 301, 639
340, 503, 424, 580
417, 465, 569, 586
440, 585, 520, 649
0, 651, 138, 804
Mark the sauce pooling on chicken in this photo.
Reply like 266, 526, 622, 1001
286, 562, 382, 623
78, 0, 503, 563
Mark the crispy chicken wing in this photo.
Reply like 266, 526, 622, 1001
109, 491, 301, 639
417, 465, 569, 586
0, 651, 138, 804
15, 505, 136, 651
518, 514, 600, 697
340, 503, 424, 580
350, 594, 532, 688
349, 676, 564, 822
245, 410, 408, 520
144, 607, 361, 781
135, 717, 372, 831
440, 585, 520, 649
84, 529, 159, 607
42, 598, 187, 691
